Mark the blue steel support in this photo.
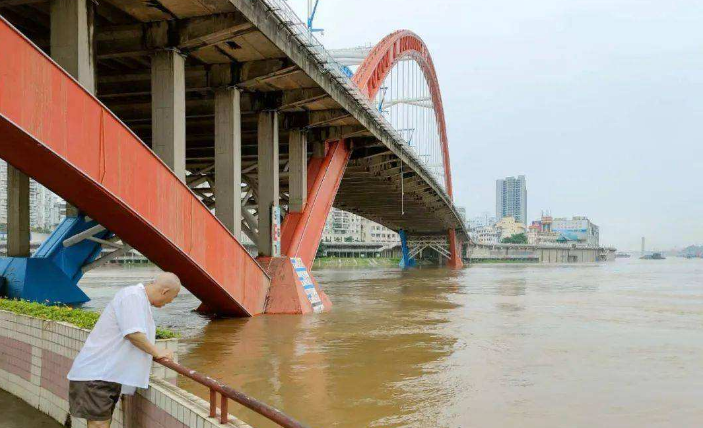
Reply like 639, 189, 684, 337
398, 229, 416, 269
0, 216, 110, 305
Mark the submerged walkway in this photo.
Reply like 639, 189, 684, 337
0, 390, 61, 428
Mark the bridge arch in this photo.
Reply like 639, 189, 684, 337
352, 30, 454, 199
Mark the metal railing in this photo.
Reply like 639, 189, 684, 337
155, 358, 311, 428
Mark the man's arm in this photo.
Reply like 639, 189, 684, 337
125, 332, 174, 360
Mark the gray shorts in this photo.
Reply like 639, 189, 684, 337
69, 380, 121, 421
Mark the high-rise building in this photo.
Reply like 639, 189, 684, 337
496, 175, 527, 225
0, 160, 62, 232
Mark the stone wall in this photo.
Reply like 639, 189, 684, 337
0, 310, 251, 428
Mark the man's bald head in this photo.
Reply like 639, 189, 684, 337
146, 272, 181, 307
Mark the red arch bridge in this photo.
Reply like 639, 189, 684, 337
0, 0, 467, 316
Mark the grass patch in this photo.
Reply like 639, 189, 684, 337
0, 298, 178, 339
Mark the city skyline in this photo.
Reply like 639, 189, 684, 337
287, 0, 703, 251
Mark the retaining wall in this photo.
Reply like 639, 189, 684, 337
0, 310, 251, 428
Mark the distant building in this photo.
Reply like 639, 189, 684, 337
467, 213, 496, 230
552, 216, 599, 246
472, 225, 500, 245
321, 208, 399, 245
527, 213, 560, 244
495, 216, 526, 241
496, 175, 527, 224
0, 160, 62, 232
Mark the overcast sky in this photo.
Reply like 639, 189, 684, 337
289, 0, 703, 251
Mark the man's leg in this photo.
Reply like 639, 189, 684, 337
69, 381, 120, 428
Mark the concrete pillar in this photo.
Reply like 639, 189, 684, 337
214, 87, 242, 238
50, 0, 95, 93
7, 166, 30, 257
288, 130, 307, 213
151, 50, 186, 182
257, 111, 279, 256
312, 141, 325, 158
51, 0, 96, 217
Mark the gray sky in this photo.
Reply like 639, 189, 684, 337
289, 0, 703, 251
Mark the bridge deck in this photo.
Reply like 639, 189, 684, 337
0, 0, 466, 237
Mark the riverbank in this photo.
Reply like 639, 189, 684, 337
312, 256, 401, 269
470, 258, 539, 264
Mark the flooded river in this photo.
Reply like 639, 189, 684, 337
80, 258, 703, 428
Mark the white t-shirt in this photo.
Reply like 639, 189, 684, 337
67, 284, 156, 395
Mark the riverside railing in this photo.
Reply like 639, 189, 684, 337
155, 358, 311, 428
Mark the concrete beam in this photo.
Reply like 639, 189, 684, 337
151, 49, 186, 182
51, 0, 95, 92
288, 130, 307, 213
256, 111, 279, 256
95, 13, 253, 57
214, 80, 242, 238
7, 165, 30, 257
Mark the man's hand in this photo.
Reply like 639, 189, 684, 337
125, 332, 174, 360
153, 348, 174, 360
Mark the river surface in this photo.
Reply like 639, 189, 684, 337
80, 258, 703, 428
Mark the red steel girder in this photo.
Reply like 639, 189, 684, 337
0, 17, 270, 316
280, 140, 351, 267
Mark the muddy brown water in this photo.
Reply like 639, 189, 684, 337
80, 258, 703, 428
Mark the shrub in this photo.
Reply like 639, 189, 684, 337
0, 298, 178, 339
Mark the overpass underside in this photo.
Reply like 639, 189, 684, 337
0, 0, 466, 315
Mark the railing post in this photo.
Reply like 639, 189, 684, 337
220, 394, 229, 424
210, 389, 217, 418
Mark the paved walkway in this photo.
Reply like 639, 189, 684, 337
0, 389, 61, 428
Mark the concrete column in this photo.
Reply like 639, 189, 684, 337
312, 141, 325, 158
151, 50, 186, 182
7, 166, 30, 257
257, 111, 279, 256
50, 0, 95, 93
214, 87, 242, 238
51, 0, 96, 217
288, 130, 307, 213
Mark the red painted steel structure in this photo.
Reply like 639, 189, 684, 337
353, 30, 455, 199
0, 17, 271, 316
280, 140, 351, 268
260, 139, 349, 314
353, 30, 464, 268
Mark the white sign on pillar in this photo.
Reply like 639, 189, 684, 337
271, 205, 281, 257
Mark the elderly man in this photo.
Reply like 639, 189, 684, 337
67, 272, 182, 428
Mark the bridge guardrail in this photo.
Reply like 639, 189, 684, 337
155, 358, 311, 428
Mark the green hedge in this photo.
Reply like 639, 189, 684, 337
0, 298, 178, 339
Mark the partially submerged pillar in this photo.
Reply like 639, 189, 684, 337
151, 50, 186, 182
256, 111, 279, 256
447, 228, 464, 269
7, 166, 30, 257
288, 130, 307, 213
263, 140, 350, 315
398, 229, 416, 269
212, 65, 242, 238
